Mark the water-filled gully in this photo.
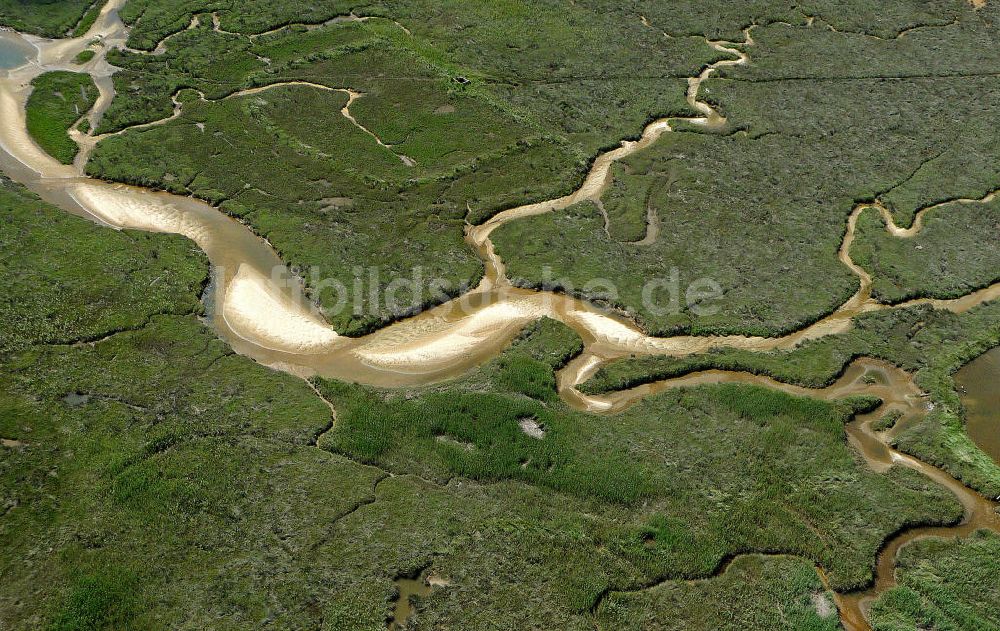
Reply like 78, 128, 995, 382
570, 358, 1000, 629
2, 5, 998, 629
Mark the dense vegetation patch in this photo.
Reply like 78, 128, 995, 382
582, 302, 1000, 497
596, 554, 841, 631
601, 162, 656, 243
869, 530, 1000, 631
25, 71, 97, 164
70, 0, 102, 37
318, 320, 962, 592
493, 13, 1000, 337
852, 200, 1000, 303
0, 174, 205, 354
0, 0, 93, 37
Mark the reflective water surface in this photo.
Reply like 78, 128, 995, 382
1, 6, 999, 631
956, 347, 1000, 465
0, 31, 34, 70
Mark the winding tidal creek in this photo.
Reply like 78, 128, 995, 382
573, 359, 1000, 630
1, 3, 999, 630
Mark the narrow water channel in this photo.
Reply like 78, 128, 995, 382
1, 4, 999, 630
564, 358, 1000, 631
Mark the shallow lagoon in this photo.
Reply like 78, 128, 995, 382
956, 347, 1000, 465
0, 32, 34, 70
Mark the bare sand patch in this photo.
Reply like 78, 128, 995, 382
518, 417, 545, 438
811, 593, 835, 618
223, 265, 340, 353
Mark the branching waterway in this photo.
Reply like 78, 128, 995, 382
1, 4, 998, 629
570, 358, 1000, 629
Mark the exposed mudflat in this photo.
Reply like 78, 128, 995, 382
1, 5, 998, 630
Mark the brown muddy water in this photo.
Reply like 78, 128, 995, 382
388, 573, 439, 630
956, 347, 1000, 465
2, 4, 1000, 630
567, 358, 1000, 631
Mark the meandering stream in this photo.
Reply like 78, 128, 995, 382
567, 358, 1000, 629
2, 4, 999, 629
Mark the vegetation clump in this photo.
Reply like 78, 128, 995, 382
0, 0, 93, 37
25, 71, 97, 164
869, 530, 1000, 631
873, 409, 905, 432
73, 48, 96, 64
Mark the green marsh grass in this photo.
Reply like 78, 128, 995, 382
25, 71, 97, 164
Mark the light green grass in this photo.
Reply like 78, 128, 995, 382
72, 49, 96, 64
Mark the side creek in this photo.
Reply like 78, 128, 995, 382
1, 4, 998, 629
389, 577, 431, 631
563, 358, 1000, 630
